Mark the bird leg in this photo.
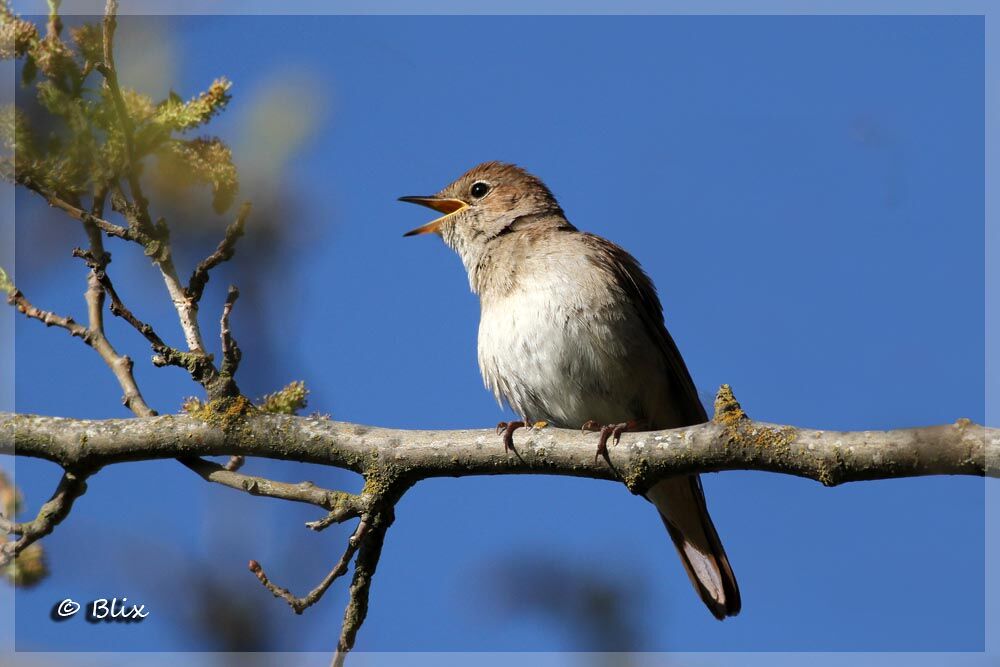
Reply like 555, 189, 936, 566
581, 420, 641, 465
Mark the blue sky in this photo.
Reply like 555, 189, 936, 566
5, 12, 988, 658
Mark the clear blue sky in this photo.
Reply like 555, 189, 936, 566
6, 12, 988, 658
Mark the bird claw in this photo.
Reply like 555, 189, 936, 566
582, 420, 638, 465
496, 421, 526, 453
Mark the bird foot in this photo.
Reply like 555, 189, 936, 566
496, 421, 525, 453
496, 420, 548, 453
581, 420, 639, 465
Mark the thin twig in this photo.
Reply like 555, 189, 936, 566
0, 471, 89, 567
17, 176, 134, 241
7, 288, 91, 343
178, 457, 366, 525
81, 187, 158, 417
220, 285, 241, 377
187, 202, 251, 303
89, 259, 168, 350
98, 1, 150, 234
249, 518, 370, 615
70, 254, 219, 391
98, 0, 205, 352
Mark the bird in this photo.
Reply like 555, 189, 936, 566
399, 161, 740, 620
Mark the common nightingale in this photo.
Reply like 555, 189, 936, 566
400, 161, 740, 619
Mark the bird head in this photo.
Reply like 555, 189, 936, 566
399, 162, 564, 279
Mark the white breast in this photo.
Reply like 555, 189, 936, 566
477, 253, 668, 428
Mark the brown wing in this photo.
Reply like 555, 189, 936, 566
580, 232, 740, 619
580, 233, 708, 427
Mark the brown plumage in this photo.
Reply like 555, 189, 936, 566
401, 161, 740, 619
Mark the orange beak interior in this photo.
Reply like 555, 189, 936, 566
399, 197, 469, 236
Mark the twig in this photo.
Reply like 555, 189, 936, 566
249, 518, 370, 615
178, 456, 366, 526
98, 0, 206, 353
98, 1, 150, 234
187, 202, 251, 304
17, 177, 135, 241
81, 187, 158, 417
333, 512, 392, 666
220, 285, 241, 377
7, 288, 91, 343
89, 259, 167, 350
0, 471, 89, 567
76, 254, 219, 389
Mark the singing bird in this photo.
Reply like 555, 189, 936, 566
400, 161, 740, 619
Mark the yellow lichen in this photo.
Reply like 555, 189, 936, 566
186, 395, 256, 432
712, 384, 797, 463
712, 384, 747, 427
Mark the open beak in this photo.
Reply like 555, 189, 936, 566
398, 196, 468, 236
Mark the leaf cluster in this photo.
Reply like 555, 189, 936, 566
0, 3, 238, 211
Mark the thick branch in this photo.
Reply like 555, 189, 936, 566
3, 405, 993, 491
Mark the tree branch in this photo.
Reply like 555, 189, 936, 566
178, 455, 368, 525
4, 391, 993, 660
98, 0, 206, 354
0, 470, 90, 567
79, 186, 158, 417
16, 176, 137, 242
219, 285, 241, 377
7, 287, 91, 343
3, 388, 994, 490
186, 202, 251, 304
333, 509, 392, 666
249, 517, 370, 615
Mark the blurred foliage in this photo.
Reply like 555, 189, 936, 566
0, 0, 336, 636
1, 468, 50, 587
0, 1, 237, 213
484, 553, 646, 656
0, 265, 12, 294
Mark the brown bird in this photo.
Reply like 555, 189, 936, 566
400, 161, 740, 619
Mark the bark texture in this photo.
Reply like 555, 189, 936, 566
3, 397, 994, 492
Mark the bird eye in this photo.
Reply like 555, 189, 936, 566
470, 181, 491, 199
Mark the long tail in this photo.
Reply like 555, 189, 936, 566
646, 475, 740, 620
